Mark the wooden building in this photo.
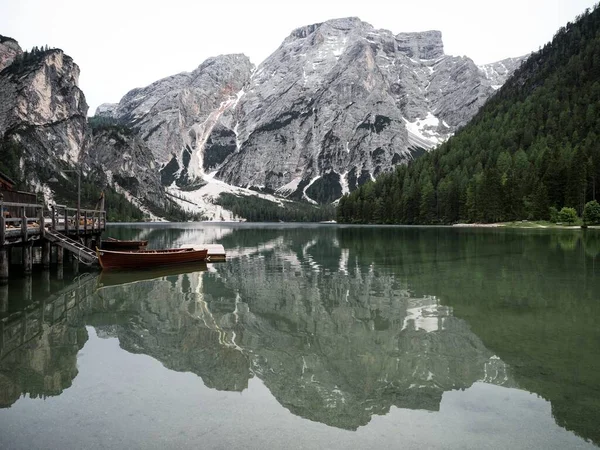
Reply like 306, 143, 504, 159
0, 170, 36, 217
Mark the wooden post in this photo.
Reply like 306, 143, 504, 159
72, 252, 79, 274
0, 248, 8, 285
39, 206, 44, 237
42, 241, 51, 270
84, 211, 88, 234
21, 206, 27, 242
23, 243, 32, 275
0, 198, 5, 246
56, 245, 64, 264
51, 205, 56, 231
65, 207, 69, 234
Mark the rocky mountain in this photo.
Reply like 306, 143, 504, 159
0, 44, 88, 196
0, 38, 176, 219
98, 18, 524, 205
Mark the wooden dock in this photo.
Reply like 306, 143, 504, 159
1, 200, 106, 283
181, 244, 226, 262
1, 198, 229, 284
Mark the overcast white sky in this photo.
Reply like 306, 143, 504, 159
0, 0, 596, 114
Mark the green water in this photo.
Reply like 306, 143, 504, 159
0, 224, 599, 449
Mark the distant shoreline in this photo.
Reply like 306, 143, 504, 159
453, 222, 600, 229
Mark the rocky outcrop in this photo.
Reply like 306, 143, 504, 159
395, 30, 444, 59
0, 44, 89, 195
0, 35, 22, 72
86, 125, 169, 212
479, 56, 527, 88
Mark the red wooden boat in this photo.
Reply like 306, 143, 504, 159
96, 247, 208, 270
101, 237, 148, 250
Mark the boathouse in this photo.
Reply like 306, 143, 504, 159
1, 174, 106, 283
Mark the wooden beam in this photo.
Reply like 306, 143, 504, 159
22, 243, 32, 275
42, 241, 51, 269
20, 206, 27, 242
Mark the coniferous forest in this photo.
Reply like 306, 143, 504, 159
337, 4, 600, 225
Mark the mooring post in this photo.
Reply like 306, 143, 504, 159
72, 252, 79, 274
42, 241, 51, 270
20, 206, 27, 242
22, 243, 32, 275
39, 206, 45, 238
56, 245, 64, 265
0, 248, 8, 285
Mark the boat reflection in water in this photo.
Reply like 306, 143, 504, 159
96, 262, 208, 289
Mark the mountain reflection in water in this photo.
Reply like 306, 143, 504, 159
0, 224, 598, 447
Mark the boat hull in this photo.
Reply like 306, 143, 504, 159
96, 247, 208, 270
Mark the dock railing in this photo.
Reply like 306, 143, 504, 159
1, 199, 106, 244
51, 204, 106, 234
0, 201, 44, 244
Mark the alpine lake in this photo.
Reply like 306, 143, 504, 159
0, 223, 599, 450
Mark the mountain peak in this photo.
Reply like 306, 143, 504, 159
288, 17, 368, 40
395, 30, 444, 60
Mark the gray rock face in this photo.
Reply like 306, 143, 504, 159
85, 128, 169, 210
479, 56, 526, 88
96, 54, 255, 186
99, 18, 525, 204
395, 30, 444, 59
0, 46, 89, 192
0, 36, 22, 72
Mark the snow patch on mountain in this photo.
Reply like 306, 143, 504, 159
403, 112, 447, 148
166, 173, 290, 221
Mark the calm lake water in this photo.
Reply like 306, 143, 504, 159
0, 223, 599, 449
